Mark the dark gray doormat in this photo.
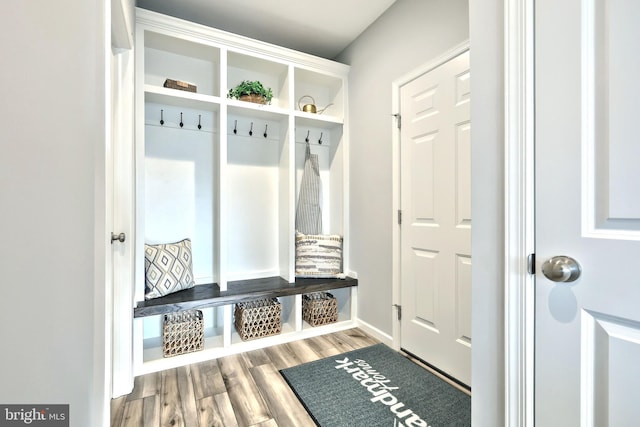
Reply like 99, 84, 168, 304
280, 343, 471, 427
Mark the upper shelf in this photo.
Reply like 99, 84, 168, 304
139, 9, 348, 121
144, 30, 221, 98
134, 276, 358, 318
145, 85, 222, 111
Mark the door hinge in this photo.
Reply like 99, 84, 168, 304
393, 304, 402, 321
397, 209, 402, 225
527, 253, 536, 275
393, 113, 401, 129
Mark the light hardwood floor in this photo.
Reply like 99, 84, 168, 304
110, 328, 381, 427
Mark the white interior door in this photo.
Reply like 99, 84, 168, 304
535, 0, 640, 424
110, 47, 135, 398
399, 50, 471, 385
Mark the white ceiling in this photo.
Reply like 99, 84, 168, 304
136, 0, 398, 59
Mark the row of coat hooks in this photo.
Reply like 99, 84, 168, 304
232, 120, 269, 138
231, 119, 325, 144
159, 109, 203, 129
304, 130, 324, 145
157, 110, 325, 144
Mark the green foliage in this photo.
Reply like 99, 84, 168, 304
227, 80, 273, 104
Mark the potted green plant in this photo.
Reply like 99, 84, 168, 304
227, 80, 273, 105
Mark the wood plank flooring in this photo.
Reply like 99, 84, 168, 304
111, 328, 380, 427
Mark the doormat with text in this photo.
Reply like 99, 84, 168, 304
280, 344, 470, 427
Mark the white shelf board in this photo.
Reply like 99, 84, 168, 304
227, 98, 289, 121
145, 84, 222, 111
294, 111, 343, 127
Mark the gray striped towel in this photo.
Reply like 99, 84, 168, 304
296, 142, 322, 234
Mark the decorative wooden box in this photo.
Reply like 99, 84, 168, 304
303, 292, 338, 326
234, 298, 282, 340
163, 78, 197, 93
162, 309, 204, 357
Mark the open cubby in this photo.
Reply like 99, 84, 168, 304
225, 109, 290, 282
294, 67, 345, 120
144, 30, 220, 97
294, 119, 345, 235
227, 51, 290, 110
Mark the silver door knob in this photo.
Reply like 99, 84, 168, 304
541, 256, 581, 282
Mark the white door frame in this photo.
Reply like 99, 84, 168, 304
504, 0, 535, 426
391, 40, 470, 352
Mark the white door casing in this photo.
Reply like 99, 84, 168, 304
395, 46, 471, 386
535, 0, 640, 425
504, 0, 536, 424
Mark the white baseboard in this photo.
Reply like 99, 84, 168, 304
355, 318, 393, 347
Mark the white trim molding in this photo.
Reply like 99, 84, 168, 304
356, 318, 394, 347
504, 0, 535, 426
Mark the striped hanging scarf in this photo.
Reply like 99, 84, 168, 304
296, 142, 322, 234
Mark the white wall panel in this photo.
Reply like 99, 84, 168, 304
456, 122, 472, 226
411, 249, 439, 329
585, 0, 640, 233
606, 0, 640, 220
582, 311, 640, 426
456, 254, 472, 345
411, 133, 437, 223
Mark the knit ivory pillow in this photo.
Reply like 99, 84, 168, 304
295, 232, 345, 278
144, 239, 195, 300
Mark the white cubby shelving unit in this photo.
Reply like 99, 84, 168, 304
132, 8, 356, 375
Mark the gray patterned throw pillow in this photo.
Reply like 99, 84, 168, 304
144, 238, 195, 300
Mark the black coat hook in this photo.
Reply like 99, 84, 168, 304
263, 124, 268, 138
160, 109, 164, 125
233, 120, 237, 134
318, 132, 323, 145
179, 112, 184, 128
305, 130, 310, 143
198, 114, 202, 130
249, 122, 253, 136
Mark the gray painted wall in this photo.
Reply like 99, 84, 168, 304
469, 0, 505, 424
0, 1, 107, 426
339, 1, 505, 425
336, 0, 470, 342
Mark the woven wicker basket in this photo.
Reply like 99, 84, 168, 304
303, 292, 338, 326
162, 309, 204, 357
239, 93, 267, 104
234, 298, 282, 341
163, 78, 197, 93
